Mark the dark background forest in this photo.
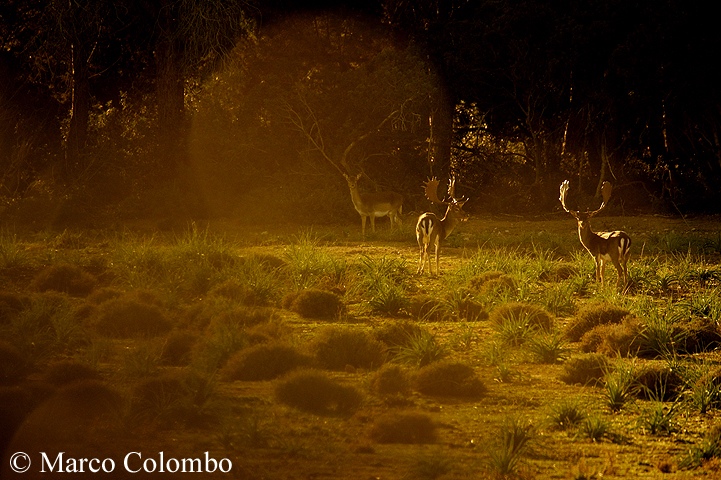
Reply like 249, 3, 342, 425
1, 0, 719, 229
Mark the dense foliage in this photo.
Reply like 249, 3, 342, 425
1, 0, 719, 226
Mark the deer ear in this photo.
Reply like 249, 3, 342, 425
355, 173, 362, 180
601, 181, 612, 205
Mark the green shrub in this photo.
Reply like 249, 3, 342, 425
275, 369, 363, 414
312, 327, 385, 370
31, 263, 97, 297
393, 330, 447, 367
222, 342, 311, 381
470, 271, 516, 295
558, 353, 609, 386
94, 297, 172, 338
413, 361, 486, 398
633, 365, 684, 401
282, 289, 345, 319
369, 364, 411, 396
565, 302, 630, 342
369, 412, 437, 444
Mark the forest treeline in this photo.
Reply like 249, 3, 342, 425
0, 0, 719, 227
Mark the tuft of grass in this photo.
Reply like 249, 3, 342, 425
274, 369, 363, 414
311, 327, 385, 371
41, 360, 101, 387
31, 263, 97, 296
486, 416, 535, 477
527, 330, 571, 363
369, 412, 437, 444
368, 363, 411, 396
548, 397, 587, 430
490, 302, 554, 331
603, 363, 637, 412
559, 353, 610, 386
565, 301, 630, 342
160, 330, 198, 366
413, 360, 486, 398
93, 296, 172, 338
582, 415, 611, 442
392, 330, 447, 368
222, 342, 311, 381
282, 289, 345, 319
679, 424, 721, 469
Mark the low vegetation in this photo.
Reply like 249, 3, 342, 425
2, 217, 721, 479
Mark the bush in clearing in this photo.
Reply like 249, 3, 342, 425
489, 302, 554, 331
275, 369, 363, 414
369, 412, 437, 444
31, 263, 97, 297
86, 287, 124, 305
368, 363, 411, 396
244, 319, 291, 345
222, 342, 311, 381
311, 327, 386, 371
558, 353, 610, 386
413, 361, 486, 398
565, 302, 630, 342
160, 330, 198, 366
579, 316, 643, 357
282, 289, 345, 319
209, 306, 279, 330
93, 297, 172, 338
41, 361, 101, 387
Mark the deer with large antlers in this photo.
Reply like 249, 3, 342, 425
559, 180, 632, 291
416, 176, 470, 275
344, 173, 403, 236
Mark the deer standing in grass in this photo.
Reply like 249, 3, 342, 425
416, 176, 470, 275
344, 173, 403, 236
559, 180, 631, 291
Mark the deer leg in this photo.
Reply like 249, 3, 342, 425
361, 216, 367, 236
370, 215, 376, 233
611, 257, 626, 291
417, 242, 426, 274
433, 238, 440, 275
594, 256, 604, 285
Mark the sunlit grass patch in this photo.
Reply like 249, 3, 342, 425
275, 368, 363, 415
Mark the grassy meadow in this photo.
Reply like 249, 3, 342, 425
3, 214, 721, 479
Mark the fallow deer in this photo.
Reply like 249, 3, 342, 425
416, 176, 470, 275
559, 180, 632, 291
344, 173, 403, 236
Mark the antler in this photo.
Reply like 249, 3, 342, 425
423, 177, 448, 204
560, 180, 613, 218
559, 180, 577, 217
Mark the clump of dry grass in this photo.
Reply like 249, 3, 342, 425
93, 296, 172, 338
160, 330, 198, 366
579, 316, 643, 356
559, 353, 610, 386
282, 289, 345, 319
408, 295, 449, 321
565, 301, 630, 341
311, 327, 386, 371
0, 341, 31, 385
0, 292, 28, 325
679, 316, 721, 353
275, 369, 363, 414
41, 360, 101, 387
489, 302, 554, 330
369, 412, 437, 444
374, 320, 425, 348
633, 365, 684, 401
413, 360, 486, 398
31, 263, 97, 297
369, 364, 411, 396
470, 271, 516, 295
222, 342, 311, 381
